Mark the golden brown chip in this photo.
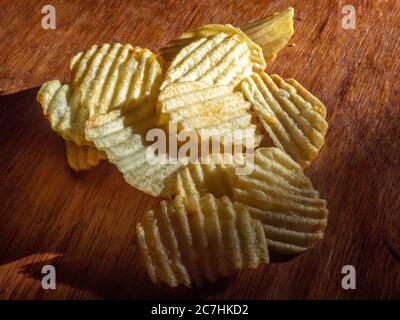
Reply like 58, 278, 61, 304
158, 81, 263, 146
174, 158, 236, 200
37, 80, 89, 146
160, 24, 266, 70
64, 140, 106, 172
160, 33, 253, 89
173, 152, 253, 203
240, 72, 328, 168
85, 103, 186, 198
70, 44, 164, 113
37, 44, 164, 146
136, 194, 269, 287
232, 147, 328, 255
241, 7, 294, 64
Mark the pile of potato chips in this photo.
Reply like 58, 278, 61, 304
37, 7, 329, 287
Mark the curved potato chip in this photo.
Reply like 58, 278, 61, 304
65, 140, 106, 172
37, 80, 89, 145
37, 44, 164, 146
70, 43, 164, 113
241, 7, 294, 65
85, 104, 185, 198
158, 81, 263, 146
160, 24, 265, 70
233, 147, 328, 255
136, 194, 269, 287
174, 157, 236, 200
240, 72, 328, 167
161, 33, 252, 89
173, 152, 252, 201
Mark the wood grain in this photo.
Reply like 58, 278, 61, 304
0, 0, 399, 299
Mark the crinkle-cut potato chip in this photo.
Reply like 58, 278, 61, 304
70, 43, 164, 113
65, 140, 106, 172
241, 7, 294, 65
37, 43, 164, 146
85, 103, 186, 198
136, 194, 269, 287
240, 71, 328, 168
158, 81, 263, 146
160, 33, 253, 89
173, 152, 251, 202
37, 80, 90, 146
174, 156, 236, 200
232, 147, 329, 255
160, 24, 266, 70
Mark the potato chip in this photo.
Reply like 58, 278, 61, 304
37, 44, 164, 146
241, 7, 294, 65
232, 147, 328, 255
158, 81, 263, 146
64, 140, 106, 172
174, 158, 235, 200
160, 33, 253, 89
173, 152, 252, 202
85, 103, 186, 198
37, 80, 90, 146
160, 24, 266, 70
240, 72, 328, 168
70, 44, 164, 113
136, 194, 269, 287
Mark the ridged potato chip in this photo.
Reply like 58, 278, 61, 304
160, 24, 266, 70
136, 194, 269, 287
240, 72, 328, 167
64, 140, 106, 172
174, 157, 236, 200
37, 80, 89, 146
85, 103, 186, 198
173, 152, 252, 202
158, 81, 263, 146
241, 7, 294, 65
37, 44, 164, 146
233, 147, 328, 255
160, 33, 253, 89
70, 44, 164, 112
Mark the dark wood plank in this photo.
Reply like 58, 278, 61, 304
0, 0, 399, 299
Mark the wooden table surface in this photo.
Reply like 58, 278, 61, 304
0, 0, 399, 300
